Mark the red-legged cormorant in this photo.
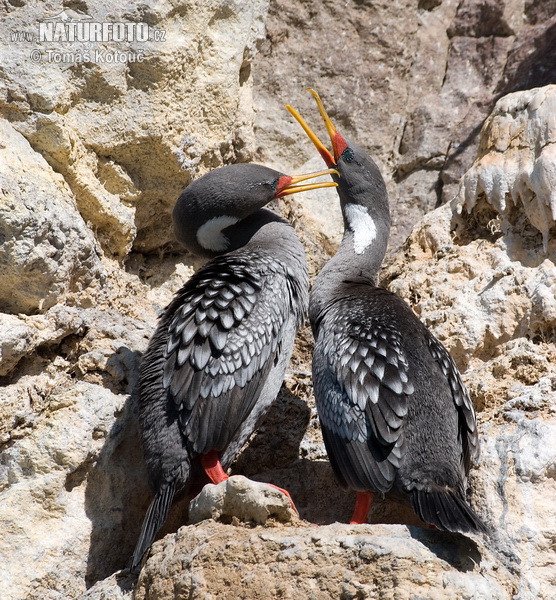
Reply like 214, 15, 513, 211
286, 91, 487, 533
131, 163, 338, 569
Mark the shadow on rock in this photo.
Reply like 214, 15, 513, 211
498, 20, 556, 95
83, 386, 150, 587
83, 370, 315, 585
253, 458, 355, 524
229, 386, 354, 523
233, 385, 311, 476
408, 526, 482, 572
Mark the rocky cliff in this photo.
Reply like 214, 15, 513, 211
1, 1, 555, 599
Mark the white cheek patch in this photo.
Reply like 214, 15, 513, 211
344, 203, 376, 254
197, 215, 240, 251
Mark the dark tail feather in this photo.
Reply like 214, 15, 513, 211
411, 489, 489, 535
131, 481, 176, 571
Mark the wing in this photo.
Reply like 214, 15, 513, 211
314, 312, 414, 493
162, 253, 301, 456
425, 331, 480, 474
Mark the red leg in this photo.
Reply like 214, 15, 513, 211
350, 491, 374, 524
200, 450, 229, 484
265, 483, 299, 516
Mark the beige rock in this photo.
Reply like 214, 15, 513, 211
0, 119, 105, 315
0, 306, 84, 377
477, 412, 556, 600
0, 2, 274, 597
1, 0, 556, 598
384, 205, 556, 370
251, 0, 555, 249
1, 0, 270, 255
189, 475, 297, 525
380, 86, 556, 599
134, 521, 514, 600
0, 382, 129, 600
0, 314, 35, 377
129, 85, 556, 600
81, 573, 134, 600
456, 85, 556, 250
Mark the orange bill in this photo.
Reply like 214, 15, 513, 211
286, 89, 348, 166
276, 168, 339, 197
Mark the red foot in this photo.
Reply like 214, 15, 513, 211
266, 483, 299, 517
200, 450, 229, 484
349, 491, 374, 524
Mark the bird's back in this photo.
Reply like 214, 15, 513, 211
139, 221, 308, 491
311, 283, 477, 500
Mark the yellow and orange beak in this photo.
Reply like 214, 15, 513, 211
286, 89, 348, 167
275, 167, 339, 198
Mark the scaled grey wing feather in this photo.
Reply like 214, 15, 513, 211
314, 311, 414, 493
162, 255, 295, 455
425, 330, 479, 473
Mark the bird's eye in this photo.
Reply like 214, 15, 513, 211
342, 148, 355, 162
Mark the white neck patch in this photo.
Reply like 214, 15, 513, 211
197, 215, 240, 251
344, 203, 377, 254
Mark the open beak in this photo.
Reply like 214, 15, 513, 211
286, 89, 347, 167
275, 167, 339, 197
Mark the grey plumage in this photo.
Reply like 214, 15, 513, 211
131, 163, 321, 570
162, 252, 304, 456
313, 288, 480, 507
288, 91, 486, 534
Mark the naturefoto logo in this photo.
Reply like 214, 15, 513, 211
37, 9, 166, 43
11, 9, 168, 64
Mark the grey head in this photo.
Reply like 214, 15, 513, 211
286, 93, 391, 282
286, 95, 392, 333
173, 163, 338, 258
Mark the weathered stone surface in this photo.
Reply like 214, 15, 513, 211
81, 573, 134, 600
456, 85, 556, 249
1, 0, 556, 598
129, 84, 556, 600
134, 521, 514, 600
380, 86, 556, 600
188, 475, 297, 525
0, 305, 84, 377
1, 3, 272, 596
0, 119, 105, 315
252, 0, 556, 249
0, 382, 133, 600
476, 409, 556, 600
1, 0, 270, 255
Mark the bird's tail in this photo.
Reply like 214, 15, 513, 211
131, 480, 176, 571
411, 488, 488, 535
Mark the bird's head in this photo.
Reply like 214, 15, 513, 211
286, 90, 388, 208
173, 163, 338, 257
286, 90, 390, 257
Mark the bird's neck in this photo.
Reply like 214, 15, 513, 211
221, 209, 291, 253
309, 202, 390, 328
222, 212, 308, 281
